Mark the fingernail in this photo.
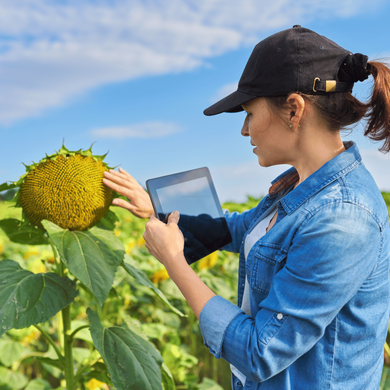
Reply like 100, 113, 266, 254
113, 199, 119, 205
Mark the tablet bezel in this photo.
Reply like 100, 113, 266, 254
146, 167, 232, 264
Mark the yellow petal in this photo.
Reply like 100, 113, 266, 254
85, 378, 109, 390
198, 251, 218, 270
150, 269, 170, 283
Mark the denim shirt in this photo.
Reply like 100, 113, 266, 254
199, 142, 390, 390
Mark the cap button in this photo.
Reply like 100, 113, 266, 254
293, 25, 301, 28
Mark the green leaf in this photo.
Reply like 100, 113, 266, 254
122, 256, 185, 317
87, 308, 163, 390
0, 219, 48, 245
0, 260, 77, 337
0, 366, 28, 390
161, 363, 176, 390
97, 209, 119, 230
25, 379, 52, 390
43, 220, 125, 307
0, 338, 25, 367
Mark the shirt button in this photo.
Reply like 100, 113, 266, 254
277, 313, 283, 320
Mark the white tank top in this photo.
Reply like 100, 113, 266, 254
230, 207, 277, 386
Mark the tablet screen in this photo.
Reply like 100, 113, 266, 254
146, 168, 232, 264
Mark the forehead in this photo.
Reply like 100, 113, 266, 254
242, 97, 267, 111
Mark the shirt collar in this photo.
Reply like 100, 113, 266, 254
268, 141, 361, 214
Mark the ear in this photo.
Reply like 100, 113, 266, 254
286, 93, 305, 129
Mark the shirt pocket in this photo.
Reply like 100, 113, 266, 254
247, 243, 287, 295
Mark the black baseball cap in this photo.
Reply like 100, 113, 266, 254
204, 25, 367, 116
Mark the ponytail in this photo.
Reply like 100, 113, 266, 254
364, 61, 390, 153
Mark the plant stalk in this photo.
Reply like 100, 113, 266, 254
50, 239, 65, 351
62, 304, 75, 390
68, 324, 90, 345
50, 238, 75, 389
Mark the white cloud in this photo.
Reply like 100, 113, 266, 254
0, 0, 386, 124
91, 121, 182, 139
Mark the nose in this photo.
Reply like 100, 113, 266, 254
241, 116, 249, 137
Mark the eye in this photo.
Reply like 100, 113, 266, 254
245, 112, 252, 120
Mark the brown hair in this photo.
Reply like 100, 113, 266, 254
266, 60, 390, 153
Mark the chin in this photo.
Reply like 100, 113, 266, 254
258, 158, 272, 167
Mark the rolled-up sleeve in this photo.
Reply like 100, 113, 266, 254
199, 202, 383, 382
199, 296, 243, 357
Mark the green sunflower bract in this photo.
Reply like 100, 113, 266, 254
15, 144, 113, 231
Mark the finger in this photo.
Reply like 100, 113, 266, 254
104, 171, 132, 188
102, 178, 121, 192
113, 168, 139, 186
106, 169, 133, 183
112, 198, 138, 213
118, 167, 137, 182
167, 210, 180, 225
103, 178, 134, 199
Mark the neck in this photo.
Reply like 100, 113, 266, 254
292, 128, 346, 188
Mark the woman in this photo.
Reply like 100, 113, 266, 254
103, 26, 390, 389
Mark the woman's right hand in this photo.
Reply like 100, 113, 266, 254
103, 168, 154, 219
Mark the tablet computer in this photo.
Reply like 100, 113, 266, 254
146, 167, 232, 264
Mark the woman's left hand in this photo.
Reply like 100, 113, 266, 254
143, 211, 186, 270
144, 211, 216, 319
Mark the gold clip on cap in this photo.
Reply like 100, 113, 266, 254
312, 77, 320, 92
325, 80, 337, 92
313, 78, 339, 93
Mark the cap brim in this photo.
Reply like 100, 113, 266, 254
203, 90, 257, 116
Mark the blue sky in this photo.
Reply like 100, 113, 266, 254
1, 0, 390, 203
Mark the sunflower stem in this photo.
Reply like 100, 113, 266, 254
49, 238, 75, 389
62, 304, 75, 390
49, 239, 65, 351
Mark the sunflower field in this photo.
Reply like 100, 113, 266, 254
0, 145, 390, 390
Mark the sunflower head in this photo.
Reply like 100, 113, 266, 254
15, 144, 113, 231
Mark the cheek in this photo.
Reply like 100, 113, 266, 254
250, 119, 270, 141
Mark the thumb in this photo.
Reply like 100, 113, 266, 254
167, 210, 180, 225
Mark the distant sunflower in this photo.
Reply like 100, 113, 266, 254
12, 144, 113, 231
